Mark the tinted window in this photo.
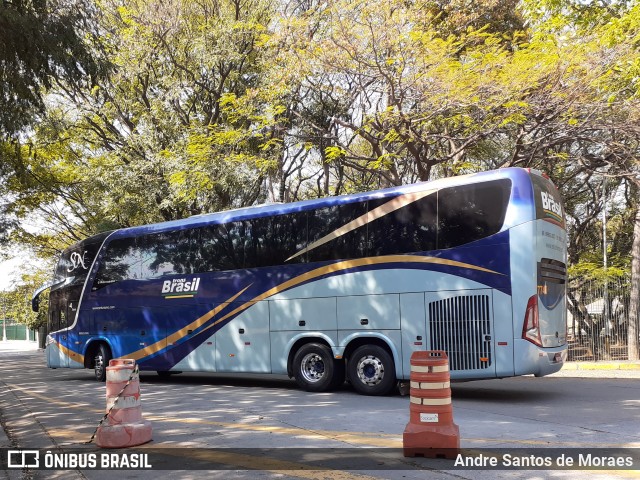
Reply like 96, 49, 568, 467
139, 230, 195, 278
55, 236, 107, 284
270, 211, 307, 264
246, 212, 307, 267
193, 222, 245, 272
94, 237, 141, 288
437, 179, 511, 249
307, 202, 368, 262
368, 194, 437, 256
90, 179, 512, 287
47, 285, 82, 331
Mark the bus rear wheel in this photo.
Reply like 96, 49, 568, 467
347, 345, 395, 395
94, 344, 112, 382
293, 343, 339, 392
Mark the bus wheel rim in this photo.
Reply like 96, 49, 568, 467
356, 355, 384, 385
95, 354, 105, 377
300, 353, 325, 383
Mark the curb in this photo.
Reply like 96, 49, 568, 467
562, 361, 640, 371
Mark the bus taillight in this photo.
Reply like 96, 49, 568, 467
522, 295, 543, 347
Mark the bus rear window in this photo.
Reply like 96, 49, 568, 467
437, 179, 511, 249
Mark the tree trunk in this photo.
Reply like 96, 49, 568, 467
628, 198, 640, 361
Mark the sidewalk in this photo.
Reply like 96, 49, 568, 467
549, 359, 640, 378
0, 342, 32, 479
562, 360, 640, 371
0, 340, 40, 352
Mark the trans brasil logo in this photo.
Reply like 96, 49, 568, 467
541, 191, 562, 220
161, 277, 201, 298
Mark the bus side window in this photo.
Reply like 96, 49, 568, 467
94, 237, 141, 288
367, 195, 437, 256
194, 222, 245, 272
270, 211, 307, 264
246, 212, 308, 268
307, 203, 368, 262
139, 230, 195, 278
437, 179, 510, 249
49, 309, 60, 332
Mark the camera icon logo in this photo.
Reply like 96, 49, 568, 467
7, 450, 40, 468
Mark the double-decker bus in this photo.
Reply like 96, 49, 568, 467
33, 167, 567, 395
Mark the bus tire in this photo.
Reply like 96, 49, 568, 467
292, 343, 337, 392
347, 345, 396, 396
331, 360, 346, 389
94, 343, 111, 382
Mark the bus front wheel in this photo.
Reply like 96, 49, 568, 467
94, 344, 112, 382
347, 345, 396, 395
293, 343, 338, 392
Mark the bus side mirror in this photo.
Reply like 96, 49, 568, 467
32, 279, 64, 313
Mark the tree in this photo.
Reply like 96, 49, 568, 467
0, 0, 103, 136
0, 268, 51, 330
276, 0, 579, 191
516, 0, 640, 359
1, 0, 283, 257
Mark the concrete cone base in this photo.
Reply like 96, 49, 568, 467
95, 420, 153, 448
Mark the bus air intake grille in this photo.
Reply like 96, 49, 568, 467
428, 295, 492, 371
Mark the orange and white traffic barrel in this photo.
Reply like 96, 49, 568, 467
403, 350, 459, 458
95, 359, 152, 448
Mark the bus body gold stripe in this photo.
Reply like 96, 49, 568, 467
125, 285, 252, 361
114, 254, 501, 363
286, 188, 437, 262
199, 255, 501, 338
57, 341, 85, 365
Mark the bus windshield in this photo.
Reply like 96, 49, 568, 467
54, 236, 107, 285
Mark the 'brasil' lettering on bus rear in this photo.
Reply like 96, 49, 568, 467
161, 277, 201, 295
541, 191, 562, 217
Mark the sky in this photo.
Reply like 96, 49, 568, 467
0, 249, 40, 291
0, 209, 55, 291
0, 256, 25, 291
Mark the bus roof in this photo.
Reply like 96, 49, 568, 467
93, 167, 540, 242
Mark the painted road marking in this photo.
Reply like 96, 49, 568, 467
5, 381, 640, 479
8, 383, 640, 449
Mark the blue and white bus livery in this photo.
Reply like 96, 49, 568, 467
35, 167, 567, 395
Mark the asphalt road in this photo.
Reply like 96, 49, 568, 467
0, 346, 639, 480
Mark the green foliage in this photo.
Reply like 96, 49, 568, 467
0, 267, 52, 330
0, 0, 104, 136
2, 0, 286, 257
0, 0, 639, 290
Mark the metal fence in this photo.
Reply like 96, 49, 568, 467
567, 276, 631, 361
1, 319, 36, 342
